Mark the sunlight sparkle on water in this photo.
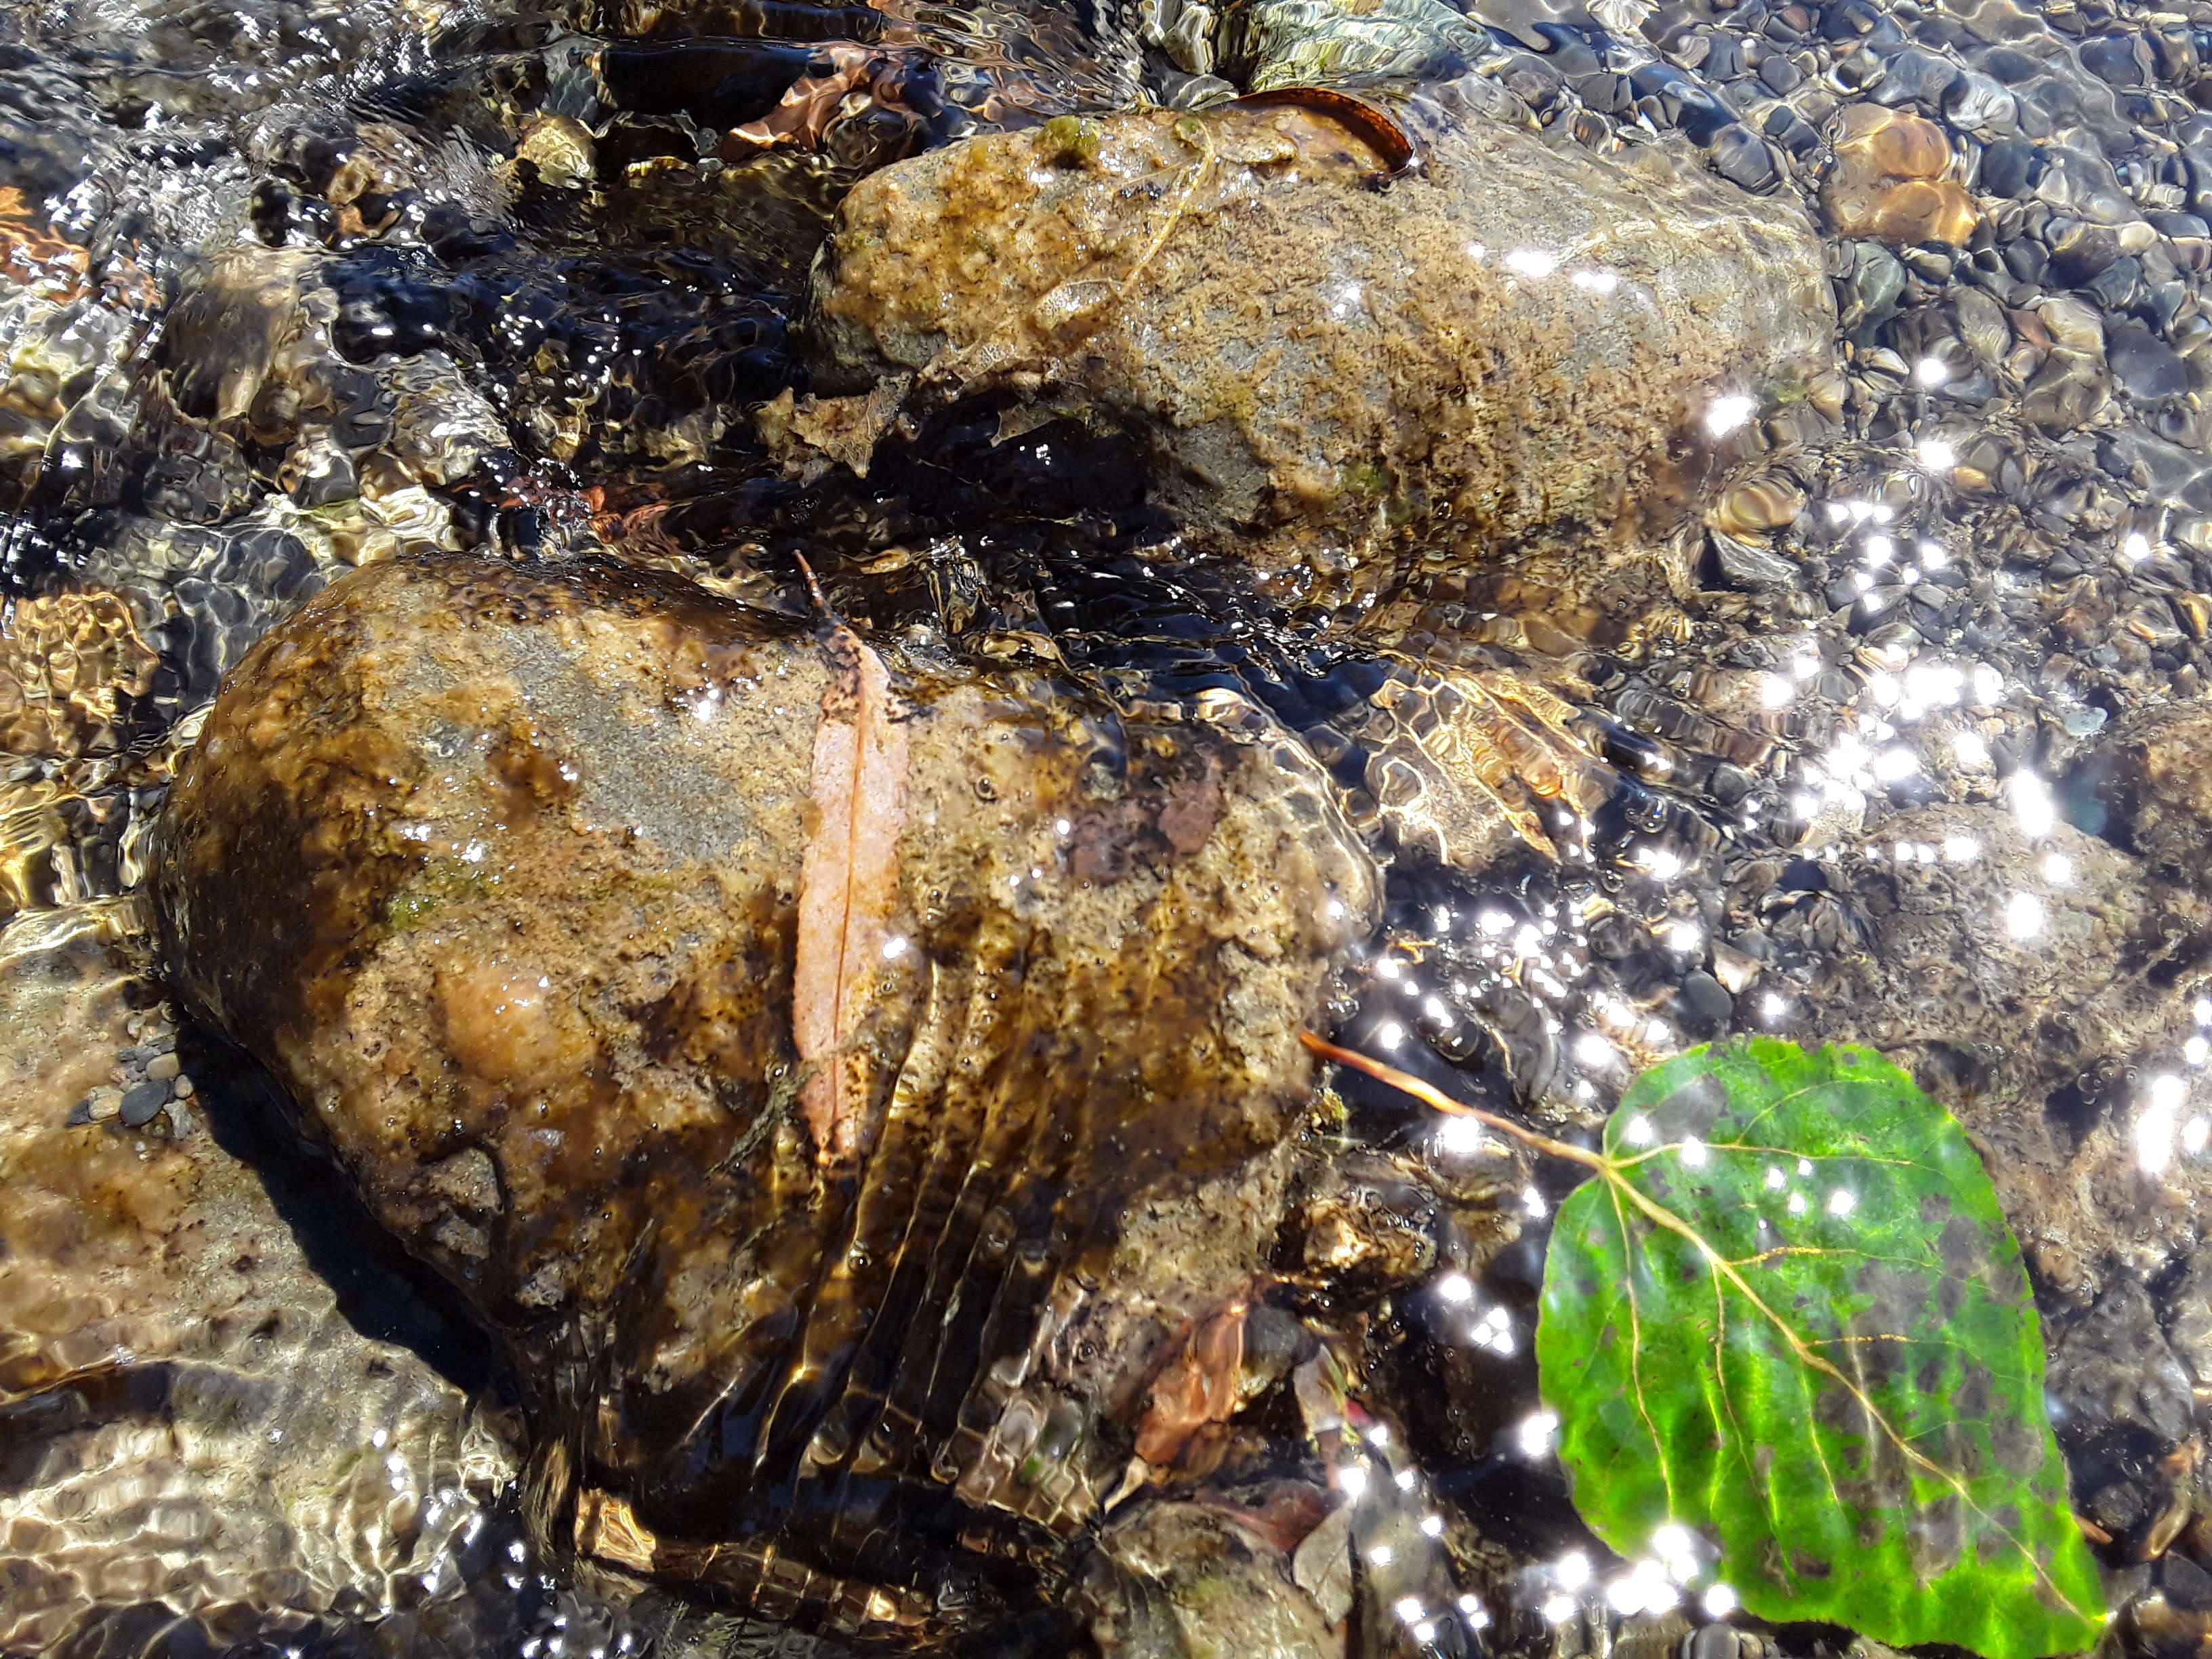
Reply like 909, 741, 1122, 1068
2009, 771, 2055, 837
1608, 1559, 1679, 1616
2139, 1097, 2180, 1174
1703, 393, 1755, 437
1433, 1115, 1488, 1157
2005, 892, 2045, 939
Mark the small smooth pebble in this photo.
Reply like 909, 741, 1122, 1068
119, 1079, 169, 1128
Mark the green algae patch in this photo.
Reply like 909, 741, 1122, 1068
1538, 1038, 2105, 1659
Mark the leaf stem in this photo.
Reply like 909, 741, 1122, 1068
1300, 1031, 1605, 1170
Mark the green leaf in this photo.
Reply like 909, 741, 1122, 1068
1536, 1037, 2106, 1659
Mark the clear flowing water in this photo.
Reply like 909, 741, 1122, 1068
6, 0, 2212, 1653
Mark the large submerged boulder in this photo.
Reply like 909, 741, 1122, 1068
155, 553, 1380, 1640
799, 100, 1837, 613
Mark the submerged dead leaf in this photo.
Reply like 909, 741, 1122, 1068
718, 44, 928, 156
794, 605, 908, 1164
1134, 1298, 1248, 1467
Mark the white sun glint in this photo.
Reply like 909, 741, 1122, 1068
1433, 1113, 1488, 1158
1679, 1136, 1710, 1168
1624, 1114, 1656, 1146
1554, 1551, 1592, 1591
1608, 1558, 1679, 1616
1471, 1305, 1516, 1354
1826, 1187, 1857, 1218
1436, 1271, 1475, 1305
1704, 394, 1757, 438
1872, 745, 1919, 783
1518, 1410, 1560, 1457
2009, 771, 2055, 838
1916, 436, 1957, 470
1652, 1524, 1695, 1568
2005, 891, 2045, 940
1504, 248, 1561, 278
2141, 1075, 2188, 1175
1704, 1583, 1740, 1618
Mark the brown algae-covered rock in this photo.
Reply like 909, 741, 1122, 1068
155, 553, 1378, 1638
802, 102, 1835, 611
2080, 699, 2212, 884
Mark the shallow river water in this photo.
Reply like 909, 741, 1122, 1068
7, 0, 2212, 1654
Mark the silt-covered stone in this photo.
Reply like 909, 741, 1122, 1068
800, 100, 1835, 615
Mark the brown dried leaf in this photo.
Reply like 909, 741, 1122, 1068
1134, 1298, 1248, 1466
794, 617, 908, 1164
720, 45, 926, 155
